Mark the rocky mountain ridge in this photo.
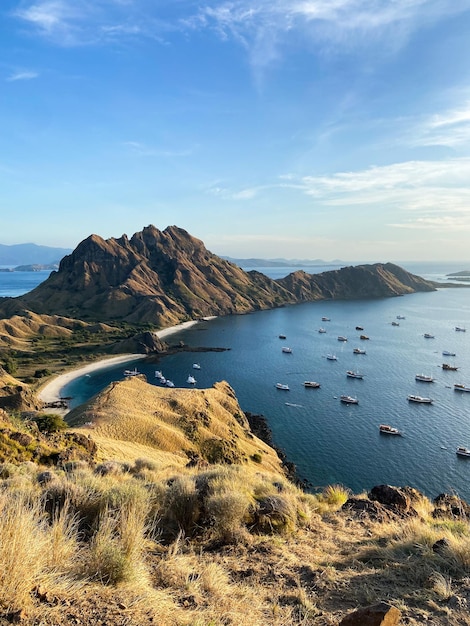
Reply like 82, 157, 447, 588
0, 225, 436, 327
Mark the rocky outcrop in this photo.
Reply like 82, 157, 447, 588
339, 602, 402, 625
0, 225, 436, 326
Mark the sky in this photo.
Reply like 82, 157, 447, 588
1, 1, 470, 262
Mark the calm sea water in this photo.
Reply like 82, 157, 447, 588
2, 262, 470, 500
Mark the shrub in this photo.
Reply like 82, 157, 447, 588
32, 413, 68, 433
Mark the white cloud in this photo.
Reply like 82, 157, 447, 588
6, 70, 39, 81
412, 102, 470, 148
294, 158, 470, 231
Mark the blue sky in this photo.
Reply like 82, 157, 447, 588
1, 0, 470, 262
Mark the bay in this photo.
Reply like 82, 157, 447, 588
63, 282, 470, 502
2, 261, 470, 500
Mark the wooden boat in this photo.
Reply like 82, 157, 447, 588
407, 394, 433, 404
454, 383, 470, 393
379, 424, 401, 436
415, 374, 434, 382
442, 363, 458, 371
340, 395, 358, 404
304, 381, 321, 388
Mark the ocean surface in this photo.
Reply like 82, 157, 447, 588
2, 261, 470, 500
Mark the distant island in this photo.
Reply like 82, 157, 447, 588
223, 255, 347, 268
0, 263, 59, 272
447, 270, 470, 281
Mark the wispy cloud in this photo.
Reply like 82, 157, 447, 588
6, 70, 39, 81
412, 102, 470, 148
296, 158, 470, 231
188, 0, 470, 75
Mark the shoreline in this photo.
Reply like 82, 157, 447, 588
38, 319, 204, 406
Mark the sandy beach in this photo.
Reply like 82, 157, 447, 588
38, 320, 202, 406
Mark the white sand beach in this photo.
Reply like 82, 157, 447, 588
38, 319, 203, 406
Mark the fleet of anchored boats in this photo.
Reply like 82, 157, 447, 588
275, 315, 469, 450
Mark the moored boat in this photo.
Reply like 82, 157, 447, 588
124, 368, 140, 377
442, 350, 456, 357
355, 326, 364, 331
340, 395, 358, 404
282, 347, 293, 353
407, 394, 433, 404
415, 374, 434, 382
353, 347, 366, 354
276, 383, 290, 391
397, 315, 406, 320
318, 328, 327, 333
187, 375, 196, 384
391, 321, 399, 326
193, 363, 201, 369
165, 379, 175, 388
337, 336, 348, 342
346, 370, 363, 379
454, 383, 470, 392
326, 354, 337, 361
360, 335, 369, 340
321, 316, 330, 321
424, 333, 435, 339
278, 334, 286, 339
456, 446, 470, 457
442, 363, 459, 371
155, 370, 164, 379
304, 381, 321, 388
379, 424, 402, 435
455, 326, 466, 332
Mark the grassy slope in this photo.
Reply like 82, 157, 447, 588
0, 377, 470, 624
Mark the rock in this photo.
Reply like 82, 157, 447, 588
433, 493, 470, 518
432, 537, 451, 555
339, 602, 402, 625
342, 497, 394, 523
368, 485, 413, 514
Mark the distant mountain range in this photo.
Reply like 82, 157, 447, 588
0, 225, 437, 327
0, 243, 72, 266
223, 256, 346, 268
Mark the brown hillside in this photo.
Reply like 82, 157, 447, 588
66, 377, 284, 474
0, 225, 436, 326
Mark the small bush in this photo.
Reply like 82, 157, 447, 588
251, 453, 262, 464
32, 413, 68, 433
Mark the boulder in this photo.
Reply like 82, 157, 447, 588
368, 485, 412, 513
339, 601, 402, 625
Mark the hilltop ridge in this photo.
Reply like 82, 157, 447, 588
0, 225, 436, 327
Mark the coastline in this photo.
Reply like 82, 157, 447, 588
38, 319, 203, 406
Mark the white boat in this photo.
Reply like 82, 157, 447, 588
415, 374, 434, 382
379, 424, 401, 436
340, 395, 358, 404
442, 351, 456, 357
276, 383, 289, 390
321, 316, 330, 321
187, 375, 196, 384
304, 381, 320, 388
282, 347, 293, 353
337, 336, 348, 342
155, 370, 164, 379
454, 383, 470, 393
360, 334, 369, 340
455, 326, 466, 332
165, 380, 175, 388
407, 394, 433, 404
396, 315, 406, 320
326, 354, 337, 361
193, 363, 201, 369
318, 328, 327, 333
424, 333, 435, 339
456, 446, 470, 457
346, 370, 363, 379
124, 368, 140, 377
353, 347, 366, 354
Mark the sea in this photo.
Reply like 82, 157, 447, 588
2, 261, 470, 500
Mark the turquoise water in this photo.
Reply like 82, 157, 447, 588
63, 286, 470, 500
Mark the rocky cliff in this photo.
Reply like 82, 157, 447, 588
0, 225, 436, 326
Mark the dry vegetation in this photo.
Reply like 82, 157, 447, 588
0, 377, 470, 624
